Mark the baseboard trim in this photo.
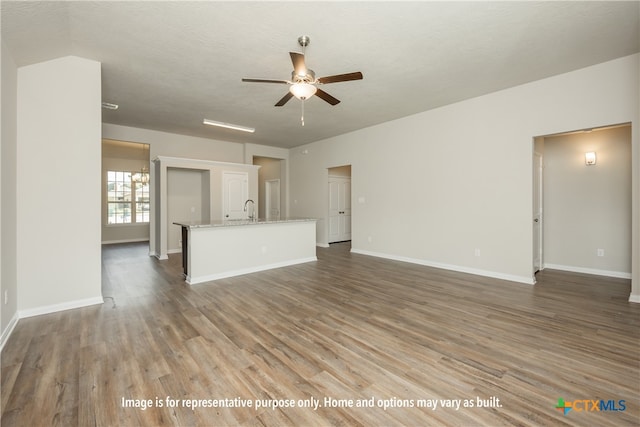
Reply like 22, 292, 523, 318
167, 248, 182, 254
101, 238, 149, 245
18, 296, 104, 319
350, 248, 534, 285
543, 263, 631, 279
629, 294, 640, 304
187, 256, 318, 285
316, 243, 330, 248
0, 312, 19, 353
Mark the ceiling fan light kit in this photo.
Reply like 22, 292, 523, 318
289, 83, 317, 100
242, 36, 363, 125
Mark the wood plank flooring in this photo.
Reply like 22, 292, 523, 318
2, 242, 639, 426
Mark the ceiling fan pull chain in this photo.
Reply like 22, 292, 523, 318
301, 100, 305, 126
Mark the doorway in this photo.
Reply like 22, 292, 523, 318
328, 165, 352, 244
101, 139, 150, 245
533, 123, 632, 281
253, 156, 285, 220
265, 179, 281, 220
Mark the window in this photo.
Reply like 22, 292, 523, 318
135, 178, 150, 223
107, 171, 149, 224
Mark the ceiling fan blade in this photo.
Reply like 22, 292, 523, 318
275, 92, 294, 107
290, 52, 307, 78
242, 78, 289, 84
317, 72, 363, 84
315, 89, 340, 106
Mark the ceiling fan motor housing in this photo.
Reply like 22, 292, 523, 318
292, 69, 315, 83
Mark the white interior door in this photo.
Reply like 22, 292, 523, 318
265, 179, 280, 220
223, 171, 248, 219
328, 177, 351, 243
533, 152, 543, 273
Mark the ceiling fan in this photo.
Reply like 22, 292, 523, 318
242, 36, 363, 124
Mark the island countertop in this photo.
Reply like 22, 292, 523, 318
173, 217, 317, 284
173, 217, 316, 229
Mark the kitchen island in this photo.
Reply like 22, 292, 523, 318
173, 218, 317, 285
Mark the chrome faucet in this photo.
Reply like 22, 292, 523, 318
243, 199, 255, 220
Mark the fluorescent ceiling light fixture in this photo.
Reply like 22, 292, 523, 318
203, 119, 255, 133
101, 102, 119, 110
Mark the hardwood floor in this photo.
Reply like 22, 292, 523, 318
2, 242, 639, 426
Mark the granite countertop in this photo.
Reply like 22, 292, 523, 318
173, 217, 316, 229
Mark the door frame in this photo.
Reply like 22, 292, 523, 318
533, 151, 543, 277
265, 178, 281, 220
327, 165, 352, 244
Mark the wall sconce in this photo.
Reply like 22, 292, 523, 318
585, 152, 596, 166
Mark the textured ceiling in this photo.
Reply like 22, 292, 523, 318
2, 1, 639, 148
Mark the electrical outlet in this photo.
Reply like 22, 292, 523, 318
475, 248, 481, 257
597, 248, 605, 257
4, 290, 7, 305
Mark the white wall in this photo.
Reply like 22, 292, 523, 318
167, 168, 204, 251
1, 40, 19, 347
290, 54, 639, 293
17, 56, 103, 315
544, 126, 631, 277
103, 123, 245, 164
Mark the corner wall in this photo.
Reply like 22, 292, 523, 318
17, 56, 103, 316
290, 54, 639, 294
1, 40, 19, 348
